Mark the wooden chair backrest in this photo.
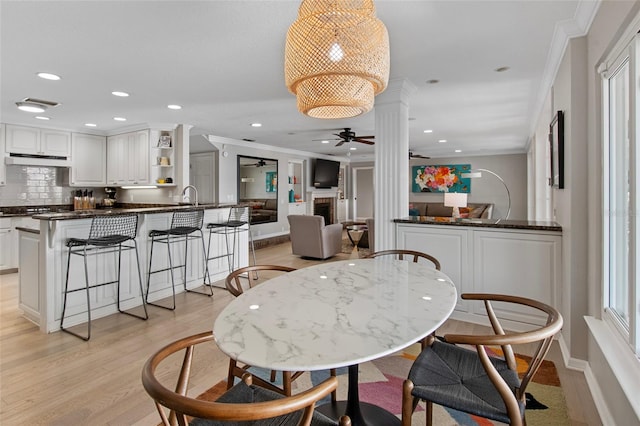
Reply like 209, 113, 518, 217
225, 265, 296, 297
366, 249, 441, 270
438, 293, 563, 422
141, 331, 350, 426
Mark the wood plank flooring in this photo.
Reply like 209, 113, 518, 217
0, 240, 601, 425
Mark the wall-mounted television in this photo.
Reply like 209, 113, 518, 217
313, 158, 340, 188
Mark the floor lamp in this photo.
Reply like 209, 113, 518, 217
461, 168, 511, 221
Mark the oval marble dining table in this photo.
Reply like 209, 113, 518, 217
213, 258, 458, 426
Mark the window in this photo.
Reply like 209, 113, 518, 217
602, 34, 639, 355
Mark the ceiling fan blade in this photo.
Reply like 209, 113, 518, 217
357, 135, 375, 139
312, 138, 341, 141
335, 140, 346, 146
354, 138, 375, 145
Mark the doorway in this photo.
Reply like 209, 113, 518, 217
353, 167, 373, 221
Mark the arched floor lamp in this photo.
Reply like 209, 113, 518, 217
461, 168, 511, 222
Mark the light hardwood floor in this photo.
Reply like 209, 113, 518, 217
0, 240, 601, 425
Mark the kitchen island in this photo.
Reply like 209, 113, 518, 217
24, 204, 245, 333
394, 216, 562, 329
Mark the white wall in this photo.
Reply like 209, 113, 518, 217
409, 154, 528, 220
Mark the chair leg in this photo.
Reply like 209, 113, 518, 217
282, 371, 292, 396
402, 379, 415, 426
426, 401, 433, 426
227, 359, 238, 390
330, 368, 337, 403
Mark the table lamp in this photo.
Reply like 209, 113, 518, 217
444, 192, 468, 219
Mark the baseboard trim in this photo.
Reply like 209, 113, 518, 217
583, 362, 615, 426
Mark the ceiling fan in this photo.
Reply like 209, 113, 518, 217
409, 151, 430, 159
243, 159, 268, 167
314, 128, 375, 147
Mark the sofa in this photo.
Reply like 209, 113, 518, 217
409, 202, 493, 219
243, 198, 278, 224
288, 215, 343, 259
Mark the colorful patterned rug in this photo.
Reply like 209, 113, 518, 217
198, 343, 569, 425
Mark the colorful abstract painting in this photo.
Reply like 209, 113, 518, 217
412, 164, 471, 193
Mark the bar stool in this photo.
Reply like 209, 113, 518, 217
205, 206, 257, 278
145, 209, 212, 310
60, 213, 148, 341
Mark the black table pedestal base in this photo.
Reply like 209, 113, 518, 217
317, 401, 400, 426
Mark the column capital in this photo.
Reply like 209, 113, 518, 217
375, 78, 417, 107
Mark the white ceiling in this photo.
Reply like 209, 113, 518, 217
0, 1, 595, 161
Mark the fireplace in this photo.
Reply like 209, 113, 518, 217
313, 197, 335, 225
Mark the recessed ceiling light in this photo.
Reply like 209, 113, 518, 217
251, 123, 262, 127
111, 91, 129, 97
85, 123, 97, 127
455, 149, 462, 153
438, 139, 447, 143
167, 104, 182, 110
423, 129, 433, 134
495, 66, 510, 73
37, 72, 61, 81
16, 102, 46, 113
350, 147, 357, 150
113, 117, 127, 121
321, 140, 330, 144
35, 116, 50, 120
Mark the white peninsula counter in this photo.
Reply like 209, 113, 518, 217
24, 204, 246, 333
394, 216, 562, 329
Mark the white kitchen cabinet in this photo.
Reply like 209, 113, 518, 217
18, 228, 40, 324
5, 124, 71, 157
0, 124, 6, 186
0, 218, 13, 271
70, 133, 107, 186
396, 222, 561, 327
106, 130, 150, 186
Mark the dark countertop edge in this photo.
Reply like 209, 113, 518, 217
393, 217, 562, 232
16, 226, 40, 234
31, 203, 241, 221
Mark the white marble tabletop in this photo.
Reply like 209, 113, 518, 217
213, 258, 458, 372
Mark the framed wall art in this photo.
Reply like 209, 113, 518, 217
549, 110, 564, 189
412, 164, 471, 193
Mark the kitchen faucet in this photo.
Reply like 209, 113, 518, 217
181, 185, 198, 206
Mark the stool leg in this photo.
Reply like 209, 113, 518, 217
166, 236, 177, 310
116, 242, 148, 320
145, 235, 156, 304
132, 240, 149, 319
60, 245, 91, 341
182, 234, 189, 292
187, 230, 213, 297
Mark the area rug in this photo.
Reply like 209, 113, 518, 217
197, 343, 569, 425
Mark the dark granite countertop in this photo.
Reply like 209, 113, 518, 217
394, 216, 562, 232
31, 203, 240, 221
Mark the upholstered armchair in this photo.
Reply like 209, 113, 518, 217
287, 215, 343, 259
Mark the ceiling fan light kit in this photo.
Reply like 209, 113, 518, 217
284, 0, 390, 119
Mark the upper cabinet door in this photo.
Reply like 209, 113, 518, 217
40, 129, 71, 157
70, 133, 107, 186
5, 125, 40, 154
5, 125, 71, 157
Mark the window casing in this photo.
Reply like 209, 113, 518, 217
602, 34, 640, 356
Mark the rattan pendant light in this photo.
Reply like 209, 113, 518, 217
284, 0, 390, 119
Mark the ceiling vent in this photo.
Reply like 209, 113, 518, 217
22, 97, 60, 108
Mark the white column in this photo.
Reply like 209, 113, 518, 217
374, 78, 416, 251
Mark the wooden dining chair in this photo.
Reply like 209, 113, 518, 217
225, 265, 337, 400
401, 293, 563, 426
142, 331, 351, 426
365, 249, 441, 270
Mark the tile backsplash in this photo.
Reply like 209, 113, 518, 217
0, 165, 103, 207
